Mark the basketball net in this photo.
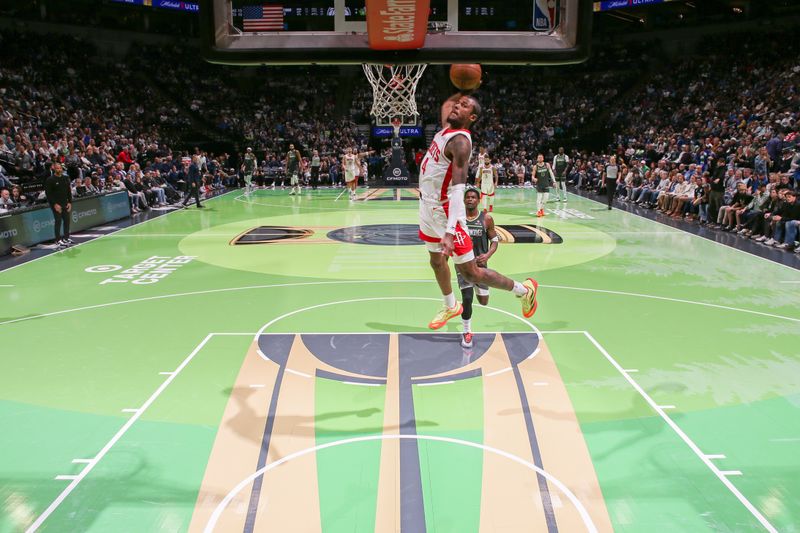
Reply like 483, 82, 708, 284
362, 63, 427, 126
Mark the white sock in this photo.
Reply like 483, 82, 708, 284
512, 281, 528, 297
462, 319, 471, 332
444, 292, 457, 308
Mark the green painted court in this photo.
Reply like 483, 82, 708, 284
1, 188, 798, 532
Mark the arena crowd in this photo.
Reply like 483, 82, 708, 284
1, 27, 797, 253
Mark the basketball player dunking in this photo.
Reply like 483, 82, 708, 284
479, 157, 498, 212
458, 185, 499, 348
419, 92, 539, 330
286, 144, 302, 195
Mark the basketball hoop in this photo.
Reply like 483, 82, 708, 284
362, 63, 427, 126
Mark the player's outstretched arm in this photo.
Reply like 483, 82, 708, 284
440, 93, 459, 129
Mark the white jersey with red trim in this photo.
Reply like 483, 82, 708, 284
419, 128, 473, 207
343, 154, 357, 173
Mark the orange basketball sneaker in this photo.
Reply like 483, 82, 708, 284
521, 278, 539, 318
428, 303, 463, 330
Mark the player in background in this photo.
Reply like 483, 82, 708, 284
360, 157, 369, 189
310, 149, 321, 190
479, 157, 498, 212
342, 147, 359, 200
477, 146, 488, 169
458, 186, 499, 348
419, 91, 538, 330
515, 158, 526, 188
241, 147, 256, 195
533, 153, 555, 217
552, 147, 570, 203
285, 143, 303, 195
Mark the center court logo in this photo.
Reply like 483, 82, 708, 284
233, 224, 564, 246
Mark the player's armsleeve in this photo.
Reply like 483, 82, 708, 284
447, 184, 466, 235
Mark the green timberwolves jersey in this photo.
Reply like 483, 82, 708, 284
287, 150, 299, 170
554, 154, 568, 177
535, 163, 551, 191
465, 211, 488, 257
243, 154, 256, 172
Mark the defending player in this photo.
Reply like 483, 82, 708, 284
479, 156, 498, 212
553, 147, 569, 203
458, 186, 499, 348
241, 147, 256, 195
533, 154, 555, 217
285, 143, 303, 196
419, 91, 538, 330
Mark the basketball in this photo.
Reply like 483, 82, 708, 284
449, 64, 482, 91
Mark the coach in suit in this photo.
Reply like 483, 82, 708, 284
182, 155, 204, 208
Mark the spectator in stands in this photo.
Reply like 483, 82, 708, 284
767, 189, 799, 249
10, 186, 29, 209
0, 188, 14, 211
719, 183, 752, 231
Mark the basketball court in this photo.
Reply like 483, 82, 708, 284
2, 0, 799, 531
2, 188, 798, 532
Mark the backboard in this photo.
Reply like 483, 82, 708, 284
200, 0, 592, 65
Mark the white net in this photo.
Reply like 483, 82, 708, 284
362, 64, 427, 126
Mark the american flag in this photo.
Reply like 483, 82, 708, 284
243, 5, 284, 31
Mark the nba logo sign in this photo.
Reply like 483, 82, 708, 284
533, 0, 558, 31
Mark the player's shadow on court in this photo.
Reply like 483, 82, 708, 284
223, 386, 438, 447
365, 321, 431, 332
531, 320, 571, 331
0, 313, 44, 324
498, 383, 689, 461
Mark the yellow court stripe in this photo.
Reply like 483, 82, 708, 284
252, 336, 322, 531
480, 334, 550, 531
187, 341, 281, 533
374, 333, 401, 531
519, 341, 614, 532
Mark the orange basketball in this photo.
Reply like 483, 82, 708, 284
449, 64, 482, 91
